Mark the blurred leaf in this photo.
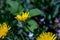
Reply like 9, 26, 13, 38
6, 0, 24, 15
52, 5, 59, 18
18, 6, 24, 15
48, 14, 51, 20
27, 20, 38, 32
45, 0, 52, 6
11, 20, 18, 27
6, 0, 19, 13
43, 26, 48, 31
8, 31, 14, 39
29, 8, 45, 17
17, 21, 23, 27
14, 35, 19, 40
20, 33, 25, 40
31, 0, 37, 3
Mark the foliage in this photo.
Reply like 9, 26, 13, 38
0, 0, 60, 40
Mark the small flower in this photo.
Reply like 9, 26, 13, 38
15, 12, 29, 22
0, 22, 11, 39
28, 32, 34, 38
54, 18, 59, 23
40, 18, 44, 22
58, 23, 60, 27
56, 30, 60, 39
36, 32, 57, 40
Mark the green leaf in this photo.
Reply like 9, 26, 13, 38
18, 6, 24, 15
6, 0, 24, 15
29, 8, 45, 17
7, 0, 19, 13
52, 5, 59, 18
43, 26, 48, 31
31, 0, 37, 3
27, 20, 38, 32
17, 21, 23, 27
48, 14, 51, 20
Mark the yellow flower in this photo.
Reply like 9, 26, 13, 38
36, 32, 57, 40
0, 22, 11, 39
15, 12, 29, 21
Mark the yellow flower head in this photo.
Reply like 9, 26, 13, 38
0, 22, 11, 39
15, 12, 29, 22
36, 32, 57, 40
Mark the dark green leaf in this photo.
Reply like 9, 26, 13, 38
52, 5, 59, 18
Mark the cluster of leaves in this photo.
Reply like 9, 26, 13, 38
0, 0, 60, 40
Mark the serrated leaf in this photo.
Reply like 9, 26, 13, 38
29, 8, 45, 17
27, 20, 38, 32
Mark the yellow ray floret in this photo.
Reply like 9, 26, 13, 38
36, 32, 57, 40
15, 12, 29, 21
0, 22, 11, 39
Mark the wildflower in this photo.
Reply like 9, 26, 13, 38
15, 12, 29, 22
28, 32, 34, 38
0, 22, 11, 39
36, 32, 57, 40
40, 18, 44, 22
54, 18, 59, 23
